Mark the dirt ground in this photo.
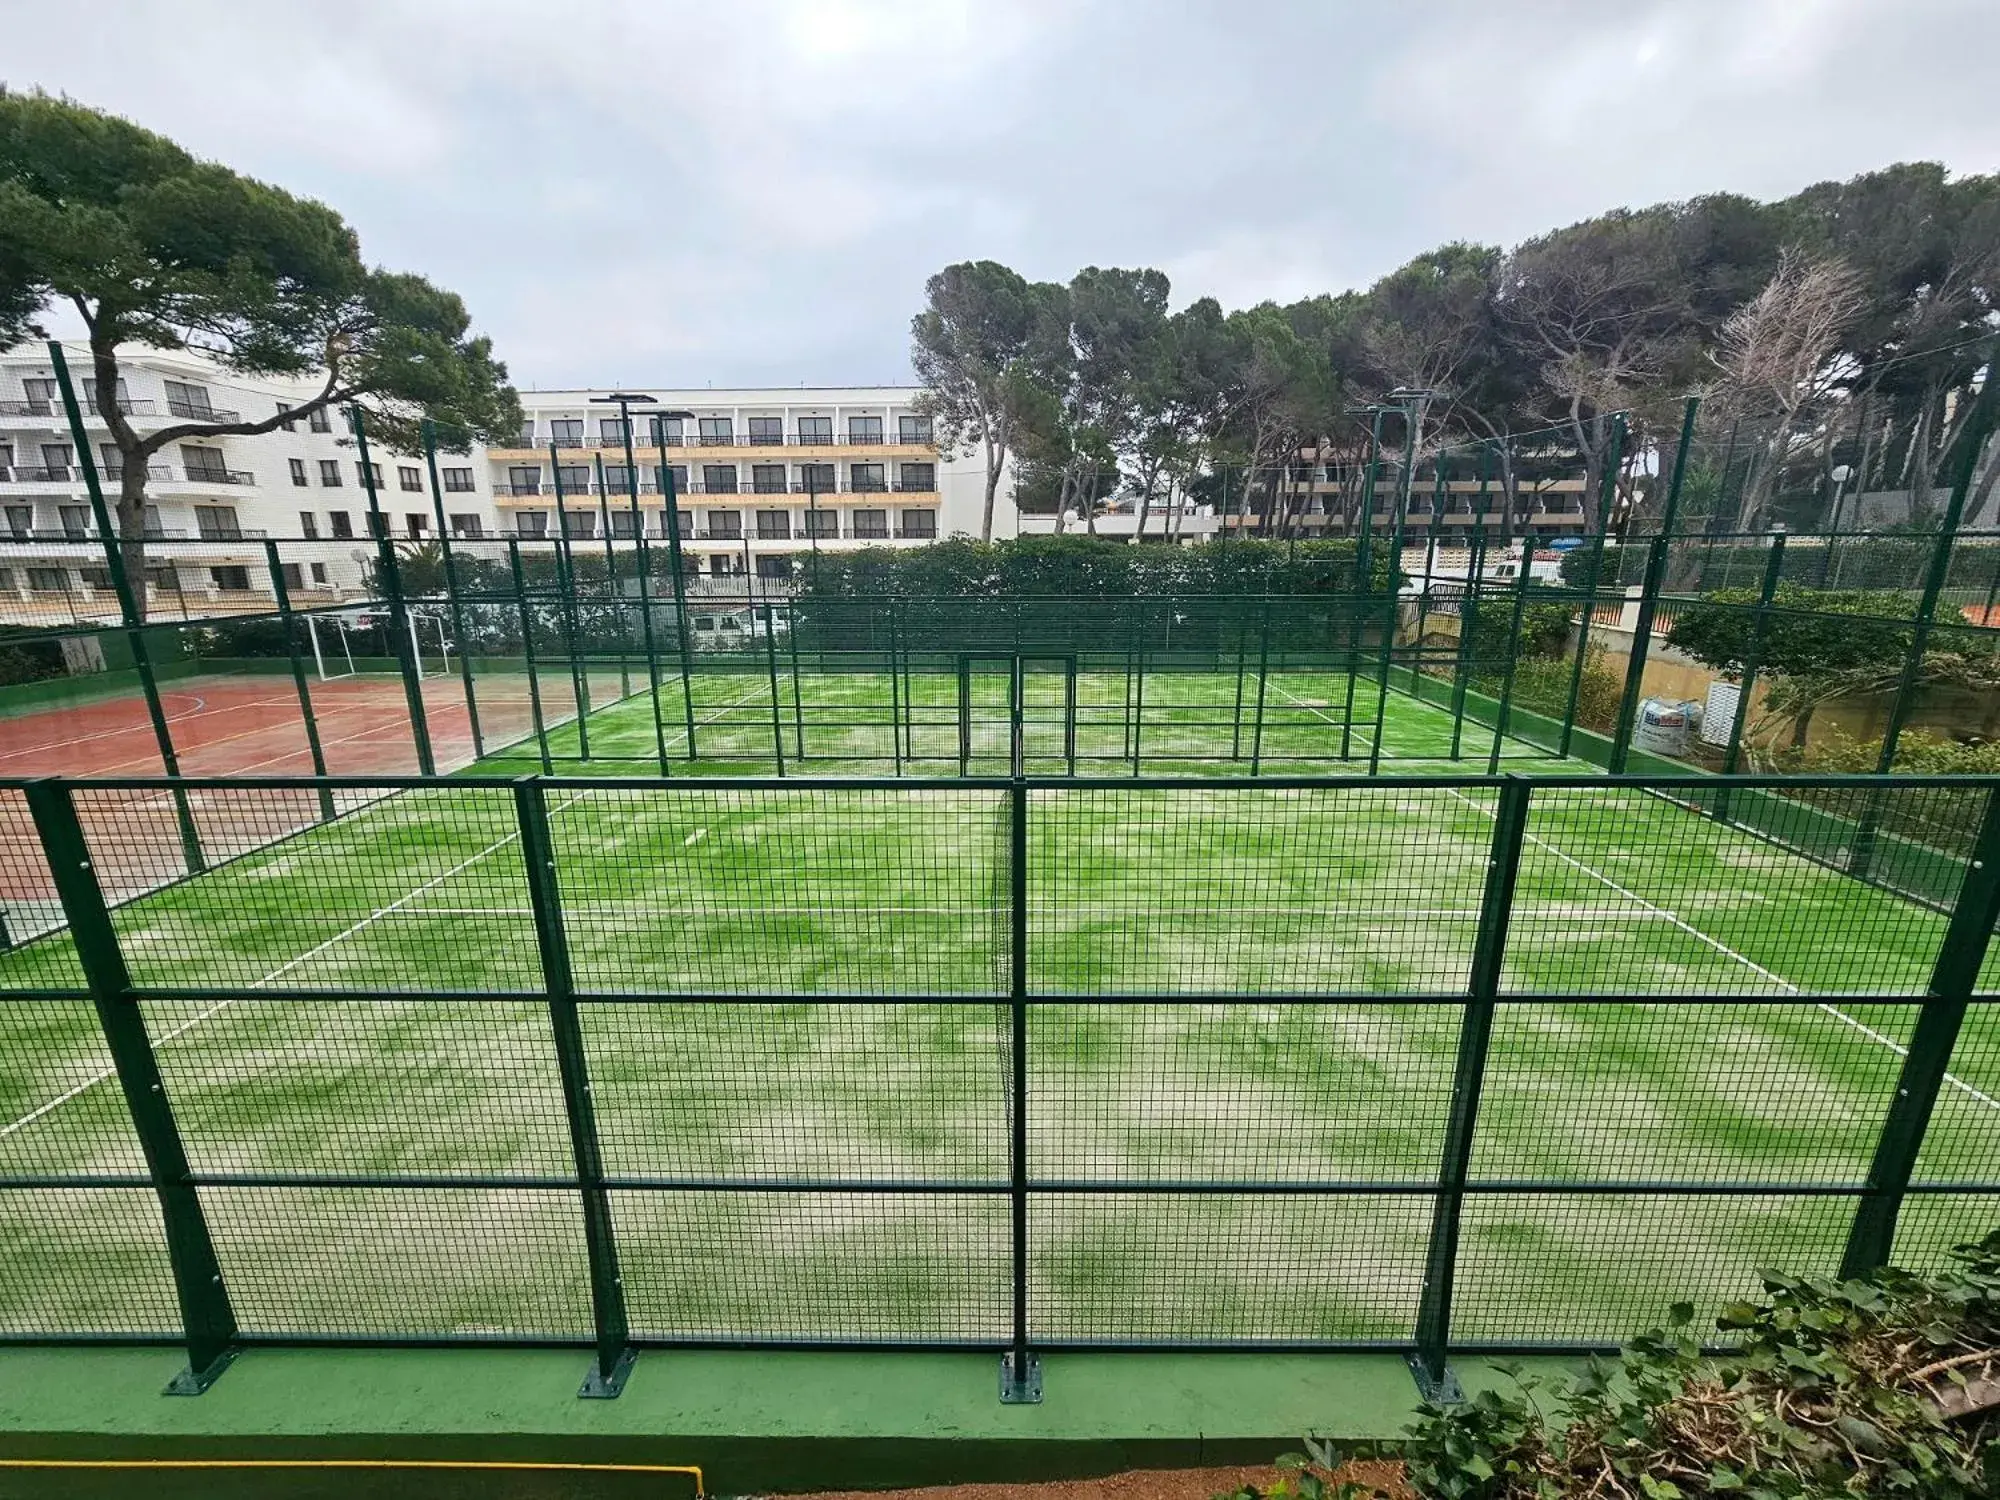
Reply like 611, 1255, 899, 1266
803, 1458, 1413, 1500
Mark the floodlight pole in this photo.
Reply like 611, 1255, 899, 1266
593, 393, 671, 771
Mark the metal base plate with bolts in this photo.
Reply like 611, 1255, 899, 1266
164, 1349, 237, 1396
578, 1346, 637, 1399
1405, 1353, 1465, 1405
998, 1351, 1043, 1404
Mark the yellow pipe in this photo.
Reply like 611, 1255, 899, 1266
0, 1457, 703, 1493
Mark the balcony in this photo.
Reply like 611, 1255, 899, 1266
696, 529, 743, 542
181, 467, 256, 486
165, 398, 242, 422
6, 467, 71, 482
848, 478, 889, 494
87, 399, 160, 417
192, 528, 270, 541
897, 526, 939, 540
495, 482, 544, 496
892, 478, 937, 493
0, 401, 55, 418
850, 525, 890, 541
101, 465, 174, 481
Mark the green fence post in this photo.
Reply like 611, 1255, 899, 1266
1558, 413, 1625, 759
1368, 413, 1420, 775
1487, 554, 1535, 775
512, 779, 635, 1396
508, 540, 554, 774
1341, 415, 1384, 760
46, 343, 204, 872
422, 420, 486, 762
1449, 529, 1486, 761
1250, 597, 1272, 775
651, 423, 700, 760
889, 599, 905, 775
1000, 775, 1040, 1403
787, 601, 806, 762
1230, 618, 1248, 762
624, 484, 671, 776
1608, 537, 1669, 773
592, 453, 631, 701
352, 409, 436, 776
547, 447, 592, 759
1714, 533, 1788, 824
762, 600, 787, 775
1410, 774, 1532, 1401
1840, 782, 2000, 1279
25, 780, 239, 1393
264, 541, 335, 821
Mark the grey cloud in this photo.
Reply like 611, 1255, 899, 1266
9, 0, 1999, 387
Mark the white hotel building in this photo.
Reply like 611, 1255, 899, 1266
0, 347, 1016, 621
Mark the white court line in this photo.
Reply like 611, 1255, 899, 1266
684, 828, 708, 846
1439, 785, 2000, 1115
1267, 679, 1998, 1113
0, 794, 584, 1141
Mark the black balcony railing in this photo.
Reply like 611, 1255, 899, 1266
0, 401, 55, 418
893, 478, 937, 492
8, 467, 71, 482
164, 398, 242, 422
101, 465, 174, 482
86, 399, 160, 417
897, 526, 939, 540
183, 467, 256, 486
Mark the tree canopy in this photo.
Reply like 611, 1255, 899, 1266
0, 89, 520, 612
915, 162, 2000, 543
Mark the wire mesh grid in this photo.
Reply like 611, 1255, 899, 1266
1450, 1192, 1856, 1345
1027, 784, 1498, 995
580, 1000, 1011, 1182
1910, 1001, 2000, 1186
0, 786, 81, 987
0, 1187, 183, 1335
1029, 1192, 1430, 1343
1502, 785, 1950, 996
143, 997, 576, 1179
0, 998, 147, 1176
77, 783, 542, 992
1027, 1002, 1459, 1183
197, 1185, 593, 1339
1471, 1000, 1917, 1184
610, 1189, 1010, 1343
546, 785, 1011, 995
1887, 1190, 2000, 1278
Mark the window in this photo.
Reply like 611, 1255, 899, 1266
277, 402, 296, 431
900, 509, 938, 539
279, 563, 304, 590
163, 380, 214, 419
598, 417, 628, 444
507, 466, 541, 495
0, 443, 11, 474
311, 562, 330, 584
308, 406, 331, 433
609, 509, 638, 539
747, 416, 783, 445
406, 514, 427, 538
355, 461, 383, 488
42, 443, 74, 476
28, 567, 68, 592
897, 462, 936, 492
210, 565, 251, 591
98, 442, 122, 476
602, 465, 634, 492
83, 378, 131, 413
565, 510, 596, 540
319, 459, 343, 487
549, 419, 584, 448
653, 416, 684, 446
59, 505, 91, 539
804, 508, 837, 538
450, 514, 483, 538
0, 569, 11, 591
755, 555, 793, 579
555, 465, 590, 494
140, 504, 162, 538
795, 416, 832, 445
702, 464, 738, 494
516, 423, 536, 447
752, 464, 787, 494
80, 567, 112, 588
847, 415, 883, 444
289, 458, 309, 487
329, 511, 353, 539
697, 417, 733, 445
442, 467, 475, 492
850, 463, 886, 493
756, 509, 791, 540
707, 509, 742, 539
398, 465, 423, 492
181, 445, 229, 482
851, 509, 888, 539
5, 506, 33, 539
20, 379, 56, 412
516, 511, 549, 537
898, 415, 933, 444
300, 511, 319, 539
798, 462, 836, 494
664, 464, 690, 494
194, 505, 241, 540
367, 511, 387, 539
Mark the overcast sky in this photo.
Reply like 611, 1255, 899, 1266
10, 0, 2000, 390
